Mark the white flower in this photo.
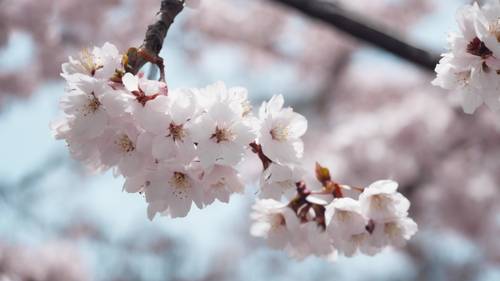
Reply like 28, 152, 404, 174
98, 123, 147, 177
474, 0, 500, 56
141, 90, 197, 164
358, 180, 410, 221
325, 198, 376, 257
202, 165, 244, 204
123, 173, 151, 194
60, 75, 111, 139
432, 3, 500, 114
196, 81, 252, 116
51, 118, 108, 173
292, 222, 336, 260
326, 198, 366, 237
250, 199, 300, 249
191, 83, 257, 168
62, 42, 121, 80
121, 72, 168, 121
144, 163, 204, 219
258, 95, 307, 164
368, 217, 418, 248
259, 163, 303, 200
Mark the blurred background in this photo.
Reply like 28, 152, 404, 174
1, 0, 500, 280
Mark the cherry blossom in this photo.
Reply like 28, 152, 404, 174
144, 163, 205, 219
98, 122, 147, 177
258, 94, 307, 164
61, 76, 115, 137
53, 42, 418, 263
202, 165, 244, 204
250, 199, 300, 250
191, 82, 257, 168
368, 217, 418, 248
358, 180, 410, 221
259, 163, 303, 200
62, 42, 121, 81
121, 72, 168, 123
142, 91, 198, 164
433, 2, 500, 114
325, 198, 375, 257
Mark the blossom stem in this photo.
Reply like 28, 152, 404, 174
126, 0, 184, 80
249, 142, 272, 170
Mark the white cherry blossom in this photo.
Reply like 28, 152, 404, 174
62, 42, 121, 80
297, 222, 336, 260
196, 81, 252, 116
53, 43, 419, 262
259, 163, 303, 200
325, 198, 375, 256
258, 95, 307, 164
60, 75, 111, 139
144, 163, 204, 219
358, 180, 410, 221
141, 90, 197, 164
475, 0, 500, 56
98, 122, 147, 177
368, 217, 418, 248
51, 118, 108, 173
121, 72, 168, 121
250, 199, 300, 249
202, 165, 244, 204
191, 83, 257, 168
433, 2, 500, 113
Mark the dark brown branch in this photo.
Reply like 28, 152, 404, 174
125, 0, 185, 79
270, 0, 440, 72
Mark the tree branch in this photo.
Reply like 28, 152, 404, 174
270, 0, 440, 72
125, 0, 185, 80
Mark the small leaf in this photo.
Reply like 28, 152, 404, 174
124, 47, 139, 72
315, 162, 331, 184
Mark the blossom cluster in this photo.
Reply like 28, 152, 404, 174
251, 167, 417, 260
52, 42, 417, 261
433, 0, 500, 114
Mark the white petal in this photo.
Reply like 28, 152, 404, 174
122, 73, 139, 92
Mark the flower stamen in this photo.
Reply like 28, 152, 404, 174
115, 134, 135, 153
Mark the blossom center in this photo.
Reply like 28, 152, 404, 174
80, 48, 102, 76
242, 100, 252, 116
270, 125, 289, 141
456, 70, 471, 87
384, 222, 401, 239
210, 177, 227, 190
170, 172, 191, 189
371, 194, 391, 211
467, 37, 493, 58
335, 210, 351, 222
168, 123, 186, 142
82, 92, 101, 116
115, 134, 135, 153
351, 233, 366, 245
211, 126, 233, 143
489, 19, 500, 42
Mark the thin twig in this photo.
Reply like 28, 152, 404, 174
125, 0, 185, 80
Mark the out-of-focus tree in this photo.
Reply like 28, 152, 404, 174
0, 0, 162, 104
